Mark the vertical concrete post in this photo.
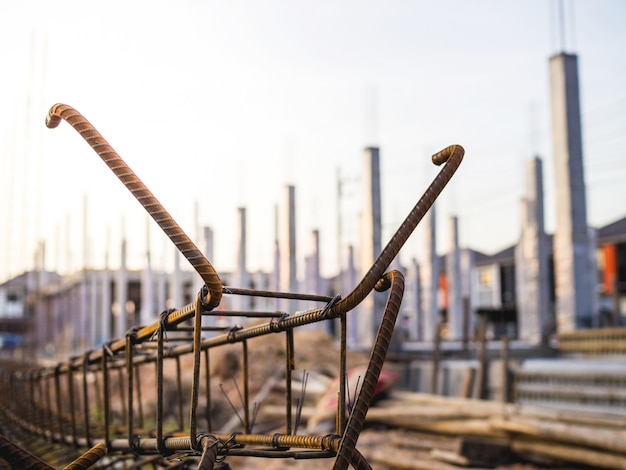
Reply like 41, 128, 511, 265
304, 229, 324, 331
115, 237, 128, 339
203, 226, 214, 265
89, 270, 97, 348
170, 249, 182, 309
344, 245, 358, 346
306, 229, 321, 295
271, 206, 281, 311
100, 238, 111, 344
78, 274, 87, 351
200, 226, 216, 327
280, 185, 297, 312
421, 205, 439, 341
550, 52, 595, 331
358, 147, 384, 348
460, 248, 475, 346
235, 207, 248, 313
141, 218, 154, 326
406, 257, 421, 341
515, 157, 550, 344
447, 216, 462, 340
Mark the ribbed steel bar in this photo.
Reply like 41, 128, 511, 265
333, 144, 463, 316
63, 443, 107, 470
46, 103, 222, 310
189, 292, 204, 450
0, 434, 54, 470
333, 270, 404, 470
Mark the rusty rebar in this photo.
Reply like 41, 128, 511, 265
333, 270, 404, 470
0, 434, 54, 470
63, 442, 107, 470
46, 103, 222, 309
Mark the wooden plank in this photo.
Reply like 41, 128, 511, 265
511, 438, 626, 469
490, 416, 626, 454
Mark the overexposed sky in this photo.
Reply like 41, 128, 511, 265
1, 0, 625, 282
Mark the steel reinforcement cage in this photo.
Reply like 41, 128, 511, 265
0, 104, 464, 469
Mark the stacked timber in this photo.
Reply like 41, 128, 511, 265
358, 391, 626, 469
259, 388, 626, 468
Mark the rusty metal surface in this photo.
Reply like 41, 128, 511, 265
0, 104, 465, 468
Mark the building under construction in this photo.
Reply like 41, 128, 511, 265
1, 39, 626, 470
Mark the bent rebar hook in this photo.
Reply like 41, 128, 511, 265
333, 144, 463, 316
46, 103, 223, 310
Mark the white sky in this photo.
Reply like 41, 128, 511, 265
1, 0, 625, 282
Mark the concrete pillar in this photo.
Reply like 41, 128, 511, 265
588, 227, 600, 326
421, 204, 439, 341
306, 230, 321, 295
344, 245, 358, 346
460, 248, 475, 343
170, 249, 182, 309
204, 226, 214, 270
201, 226, 217, 327
115, 238, 128, 339
550, 52, 595, 331
100, 268, 111, 344
141, 219, 154, 326
303, 229, 324, 331
446, 216, 462, 340
89, 270, 98, 348
141, 264, 154, 326
279, 185, 297, 312
271, 205, 281, 311
235, 207, 248, 313
358, 147, 384, 348
515, 157, 551, 344
156, 271, 167, 315
406, 257, 421, 341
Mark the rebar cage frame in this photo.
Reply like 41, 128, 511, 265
0, 104, 464, 469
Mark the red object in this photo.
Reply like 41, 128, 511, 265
604, 244, 617, 294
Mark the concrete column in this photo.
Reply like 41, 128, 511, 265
358, 147, 384, 348
550, 52, 595, 331
460, 248, 475, 344
306, 230, 321, 295
89, 270, 98, 348
303, 229, 323, 331
100, 268, 111, 344
141, 219, 154, 326
588, 227, 600, 326
156, 271, 167, 315
170, 249, 182, 309
446, 216, 462, 340
115, 238, 128, 339
271, 205, 281, 311
421, 204, 439, 341
406, 257, 421, 340
141, 264, 154, 326
204, 226, 214, 270
236, 208, 247, 288
344, 245, 358, 346
515, 157, 550, 344
201, 226, 217, 328
235, 207, 248, 313
280, 185, 297, 312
